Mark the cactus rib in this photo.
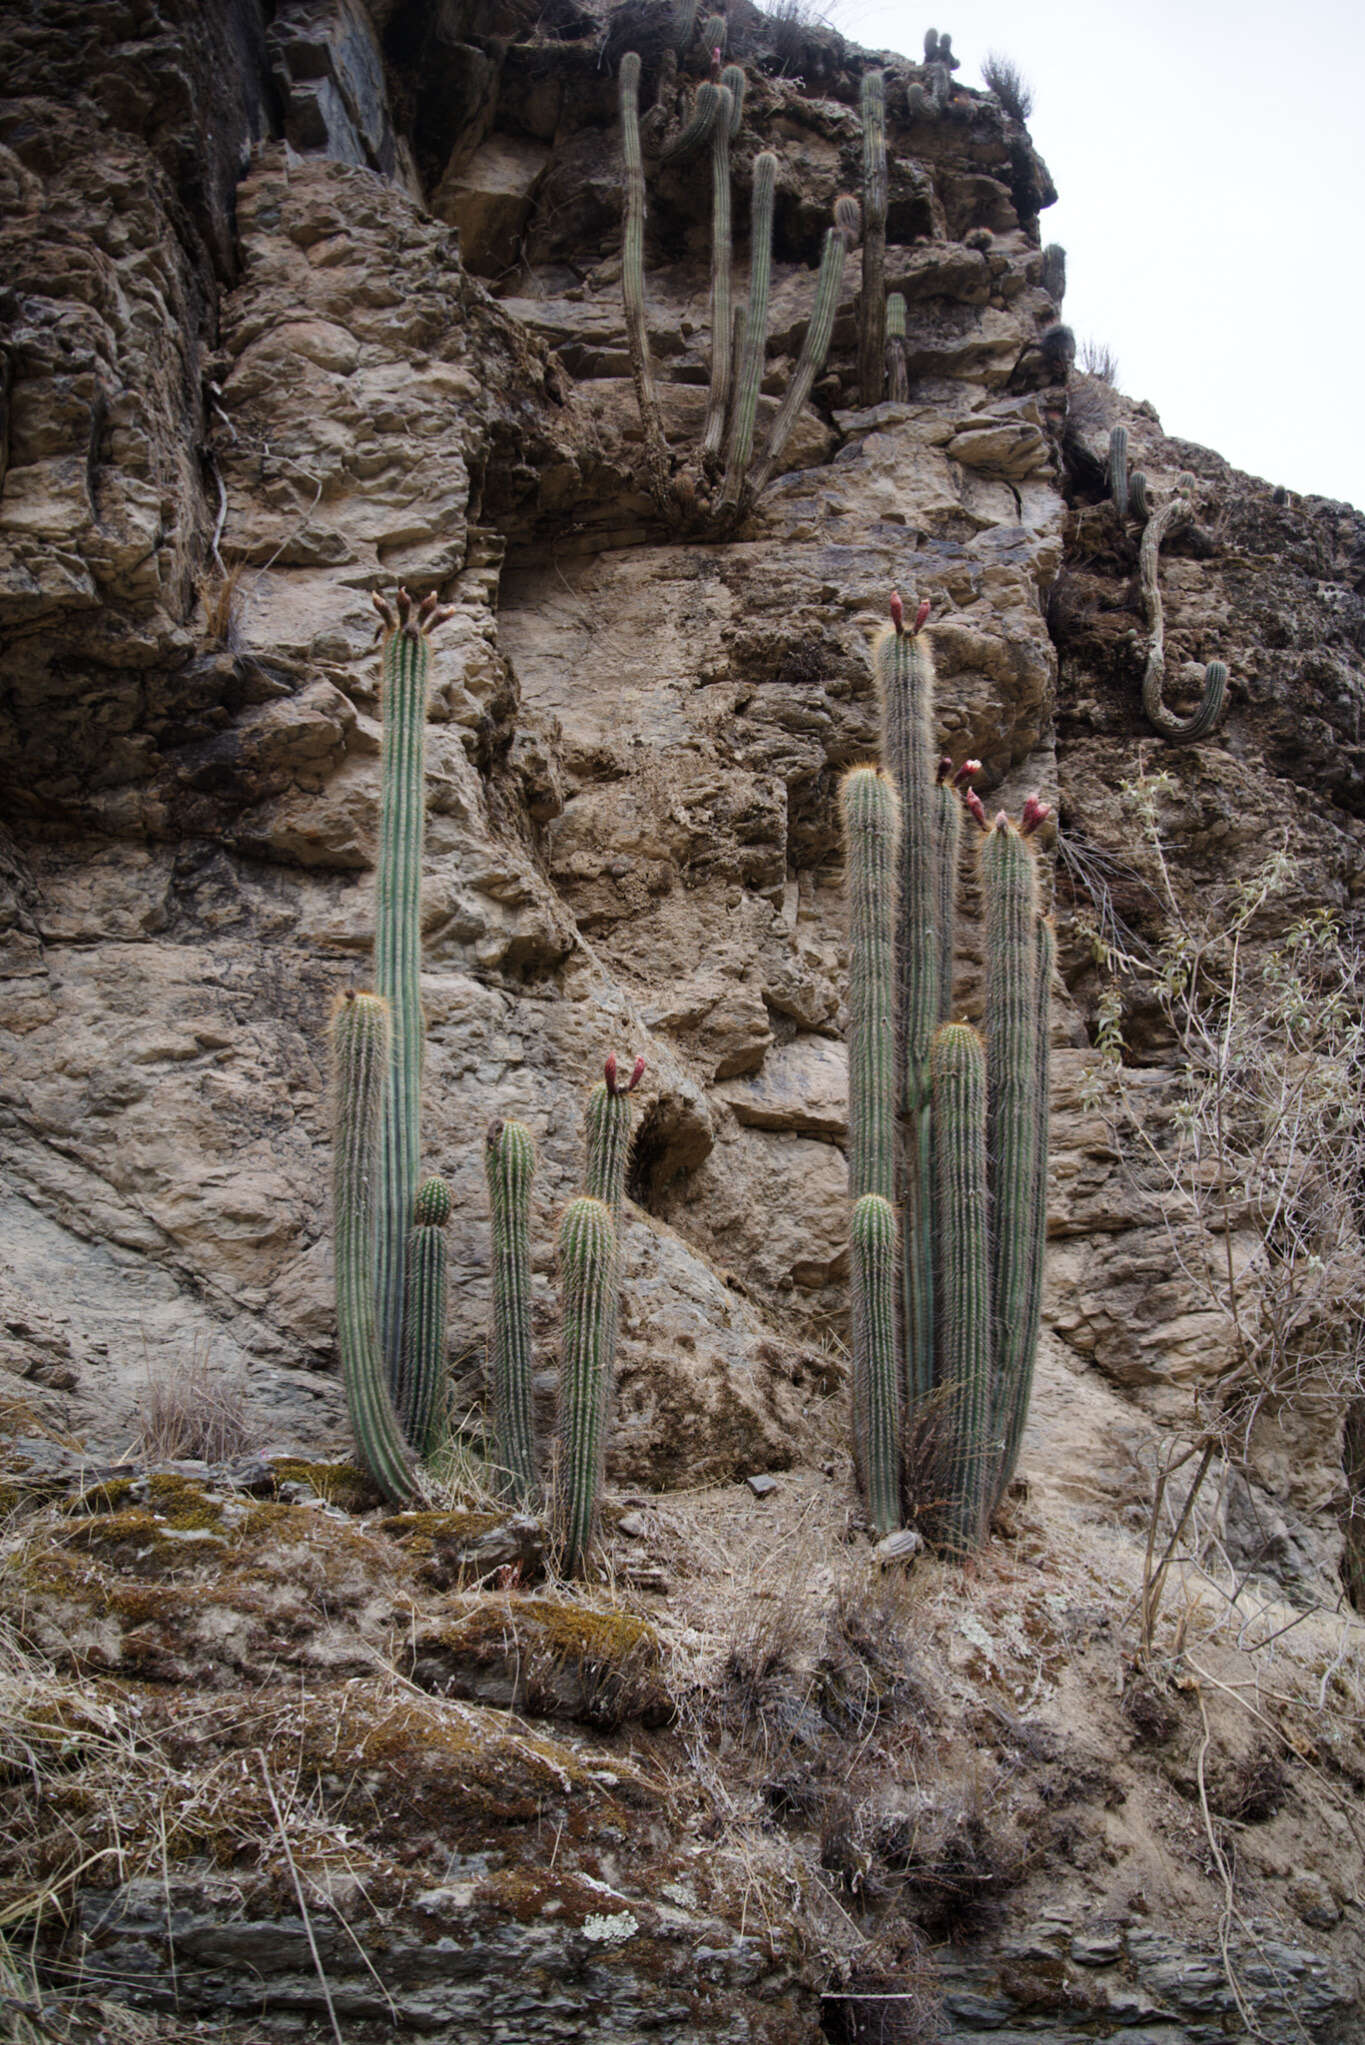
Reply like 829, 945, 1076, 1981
401, 1176, 451, 1460
931, 1022, 991, 1556
1108, 424, 1129, 516
841, 767, 901, 1204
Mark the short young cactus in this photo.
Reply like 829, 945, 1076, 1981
556, 1196, 619, 1575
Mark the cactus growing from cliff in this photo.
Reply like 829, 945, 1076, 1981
1108, 424, 1129, 516
851, 1192, 901, 1536
1040, 243, 1066, 304
331, 992, 421, 1506
721, 150, 776, 507
485, 1118, 539, 1504
400, 1175, 453, 1459
858, 69, 888, 407
1136, 478, 1230, 743
746, 204, 855, 497
556, 1196, 619, 1574
619, 54, 671, 509
701, 82, 737, 462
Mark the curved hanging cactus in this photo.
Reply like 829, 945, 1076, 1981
747, 200, 855, 496
330, 992, 422, 1506
556, 1196, 619, 1575
1136, 477, 1230, 743
858, 69, 887, 407
485, 1118, 539, 1504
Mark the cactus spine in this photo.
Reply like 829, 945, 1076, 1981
931, 1022, 991, 1556
721, 151, 776, 507
1137, 478, 1230, 742
851, 1192, 900, 1536
556, 1196, 619, 1575
400, 1175, 451, 1458
885, 291, 908, 403
858, 69, 888, 407
331, 993, 421, 1505
841, 767, 901, 1205
485, 1118, 539, 1504
619, 54, 671, 509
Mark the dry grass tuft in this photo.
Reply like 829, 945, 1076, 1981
132, 1352, 253, 1465
195, 561, 244, 649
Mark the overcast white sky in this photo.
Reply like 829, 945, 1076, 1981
836, 0, 1365, 509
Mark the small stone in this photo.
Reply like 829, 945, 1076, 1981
617, 1512, 646, 1538
1287, 1870, 1340, 1930
745, 1473, 778, 1498
874, 1527, 923, 1563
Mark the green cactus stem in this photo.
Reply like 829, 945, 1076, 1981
556, 1196, 619, 1576
721, 150, 776, 507
934, 758, 970, 1022
701, 83, 736, 462
841, 767, 901, 1205
833, 193, 862, 246
923, 28, 939, 60
990, 912, 1053, 1509
371, 587, 455, 1404
875, 602, 941, 1418
701, 11, 726, 54
747, 206, 853, 495
399, 1174, 451, 1460
980, 814, 1044, 1507
885, 291, 908, 403
858, 69, 887, 407
1137, 480, 1229, 742
931, 1022, 991, 1557
1108, 424, 1129, 516
672, 0, 699, 53
722, 60, 745, 135
1040, 243, 1066, 303
851, 1192, 901, 1537
585, 1053, 645, 1225
1130, 470, 1149, 519
330, 991, 421, 1506
619, 54, 672, 510
485, 1117, 539, 1504
663, 79, 722, 162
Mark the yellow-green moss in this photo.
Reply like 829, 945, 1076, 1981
267, 1460, 380, 1512
377, 1510, 501, 1542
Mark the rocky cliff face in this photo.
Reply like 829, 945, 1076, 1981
2, 2, 1364, 2039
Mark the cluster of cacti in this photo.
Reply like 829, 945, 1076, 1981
329, 590, 645, 1573
841, 595, 1054, 1554
616, 43, 862, 518
907, 27, 960, 115
1107, 431, 1230, 743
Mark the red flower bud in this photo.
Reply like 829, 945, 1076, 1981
890, 591, 904, 634
914, 598, 930, 635
953, 758, 982, 787
604, 1052, 618, 1096
1020, 795, 1052, 837
964, 789, 988, 830
936, 755, 953, 785
627, 1055, 646, 1093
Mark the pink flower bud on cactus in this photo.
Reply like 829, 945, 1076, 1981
953, 758, 982, 787
964, 789, 988, 830
604, 1053, 619, 1096
890, 591, 904, 634
936, 755, 953, 785
626, 1055, 646, 1093
914, 597, 930, 635
1020, 795, 1052, 837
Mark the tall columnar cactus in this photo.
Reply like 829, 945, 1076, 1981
484, 1117, 539, 1504
747, 202, 856, 496
585, 1053, 646, 1223
619, 53, 671, 509
663, 78, 723, 162
979, 809, 1045, 1502
990, 911, 1054, 1507
930, 1022, 991, 1557
721, 150, 776, 507
874, 600, 942, 1416
885, 291, 908, 403
330, 992, 421, 1506
701, 81, 737, 462
840, 766, 901, 1205
1108, 423, 1129, 516
1136, 475, 1230, 743
556, 1196, 619, 1575
858, 68, 887, 408
850, 1192, 901, 1537
371, 588, 454, 1392
1040, 243, 1066, 304
400, 1174, 452, 1458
